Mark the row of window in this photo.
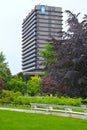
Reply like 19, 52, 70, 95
22, 31, 36, 43
22, 35, 36, 46
22, 46, 36, 58
22, 57, 36, 64
22, 47, 36, 57
22, 42, 36, 53
22, 17, 36, 33
22, 66, 36, 71
22, 62, 36, 68
37, 14, 62, 21
22, 11, 36, 27
22, 23, 36, 38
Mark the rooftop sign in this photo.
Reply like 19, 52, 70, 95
40, 5, 46, 14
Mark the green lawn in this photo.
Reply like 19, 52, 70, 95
0, 110, 87, 130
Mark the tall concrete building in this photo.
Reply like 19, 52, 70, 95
22, 5, 62, 75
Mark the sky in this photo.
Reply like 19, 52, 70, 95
0, 0, 87, 75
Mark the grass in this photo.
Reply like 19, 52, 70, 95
0, 104, 30, 110
0, 110, 87, 130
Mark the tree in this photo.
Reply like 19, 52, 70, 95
0, 79, 3, 92
47, 11, 87, 98
40, 43, 57, 75
7, 76, 25, 94
27, 75, 41, 96
0, 52, 11, 87
40, 76, 58, 96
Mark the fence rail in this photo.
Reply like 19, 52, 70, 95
30, 103, 87, 119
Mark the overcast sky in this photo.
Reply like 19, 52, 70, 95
0, 0, 87, 75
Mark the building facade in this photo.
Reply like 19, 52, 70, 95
22, 5, 62, 75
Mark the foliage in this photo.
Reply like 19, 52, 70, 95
40, 43, 57, 65
0, 52, 11, 86
40, 43, 57, 74
40, 76, 58, 96
13, 96, 30, 105
16, 72, 31, 82
0, 90, 22, 104
13, 96, 82, 106
7, 76, 26, 94
48, 11, 87, 98
27, 75, 41, 96
81, 98, 87, 104
0, 89, 83, 106
0, 79, 4, 91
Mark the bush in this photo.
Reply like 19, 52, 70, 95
13, 96, 30, 105
58, 97, 82, 106
7, 76, 26, 94
13, 96, 82, 106
41, 76, 58, 96
0, 90, 22, 104
82, 98, 87, 104
0, 90, 82, 106
27, 75, 41, 96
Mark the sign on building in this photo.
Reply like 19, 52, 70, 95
40, 5, 46, 14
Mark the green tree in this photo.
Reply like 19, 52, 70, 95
27, 75, 41, 96
0, 52, 11, 86
7, 76, 25, 94
40, 43, 57, 75
0, 79, 3, 92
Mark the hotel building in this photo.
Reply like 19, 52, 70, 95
22, 5, 62, 75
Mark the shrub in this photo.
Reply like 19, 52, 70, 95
7, 76, 26, 94
27, 75, 41, 96
13, 96, 30, 105
59, 97, 82, 106
0, 90, 22, 104
13, 96, 82, 106
41, 76, 58, 96
81, 98, 87, 104
0, 90, 82, 106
